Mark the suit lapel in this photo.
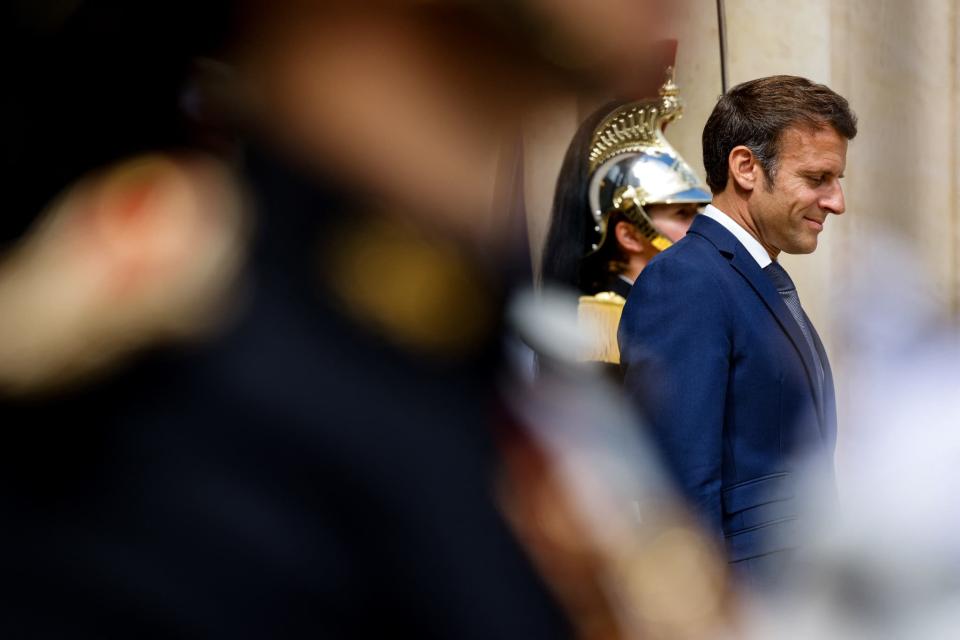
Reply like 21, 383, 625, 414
728, 249, 826, 430
689, 216, 826, 431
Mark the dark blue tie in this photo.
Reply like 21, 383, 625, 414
763, 261, 824, 390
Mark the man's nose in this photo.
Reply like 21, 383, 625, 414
822, 181, 845, 215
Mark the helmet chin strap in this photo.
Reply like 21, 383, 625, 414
613, 186, 673, 252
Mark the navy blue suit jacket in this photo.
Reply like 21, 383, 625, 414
618, 215, 836, 569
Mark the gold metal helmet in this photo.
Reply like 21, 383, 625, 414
586, 68, 711, 252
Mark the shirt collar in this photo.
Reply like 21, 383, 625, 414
700, 204, 772, 268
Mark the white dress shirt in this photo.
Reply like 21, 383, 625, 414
700, 204, 772, 268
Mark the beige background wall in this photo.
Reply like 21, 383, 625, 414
525, 0, 960, 455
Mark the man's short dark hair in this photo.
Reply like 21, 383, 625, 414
701, 75, 857, 193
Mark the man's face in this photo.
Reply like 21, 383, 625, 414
749, 126, 848, 255
648, 203, 701, 243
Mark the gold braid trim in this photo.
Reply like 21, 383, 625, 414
577, 292, 626, 364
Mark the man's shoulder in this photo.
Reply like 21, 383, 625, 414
619, 231, 733, 348
624, 240, 730, 322
640, 232, 726, 282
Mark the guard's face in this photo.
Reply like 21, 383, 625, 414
647, 203, 701, 243
750, 126, 847, 255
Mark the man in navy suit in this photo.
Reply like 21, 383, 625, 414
618, 75, 857, 586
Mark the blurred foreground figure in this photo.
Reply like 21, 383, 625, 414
740, 238, 960, 639
541, 70, 710, 368
0, 1, 710, 638
620, 76, 857, 588
505, 290, 735, 639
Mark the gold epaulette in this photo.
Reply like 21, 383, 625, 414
577, 291, 626, 364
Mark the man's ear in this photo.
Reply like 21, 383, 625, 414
614, 220, 645, 255
728, 145, 761, 191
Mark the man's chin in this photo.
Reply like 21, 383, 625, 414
783, 239, 819, 255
